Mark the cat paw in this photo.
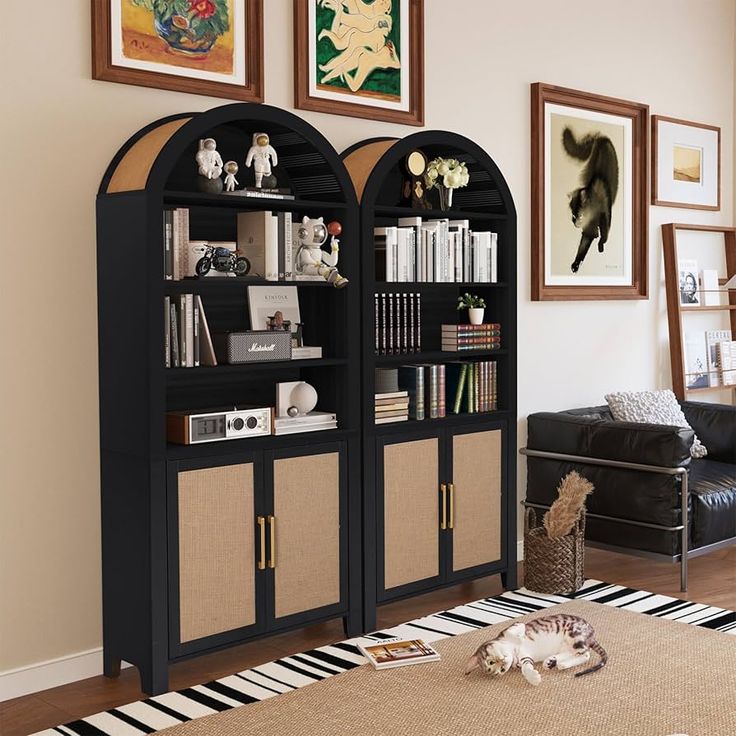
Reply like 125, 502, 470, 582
543, 657, 557, 670
525, 668, 542, 686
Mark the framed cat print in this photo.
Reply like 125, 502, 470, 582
652, 116, 720, 210
531, 83, 649, 301
293, 0, 424, 126
92, 0, 263, 101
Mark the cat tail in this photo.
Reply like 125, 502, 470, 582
562, 128, 596, 161
574, 640, 608, 677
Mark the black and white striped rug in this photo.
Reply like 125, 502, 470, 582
34, 580, 736, 736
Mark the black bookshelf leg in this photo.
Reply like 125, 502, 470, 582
103, 650, 121, 678
139, 659, 169, 696
500, 568, 518, 591
342, 614, 363, 639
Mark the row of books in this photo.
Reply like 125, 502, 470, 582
374, 362, 499, 423
684, 329, 734, 389
441, 323, 501, 352
164, 295, 216, 368
375, 218, 498, 283
374, 292, 422, 355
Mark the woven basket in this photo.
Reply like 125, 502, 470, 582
523, 506, 586, 595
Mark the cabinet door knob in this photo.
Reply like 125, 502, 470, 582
268, 515, 276, 569
448, 483, 455, 530
257, 516, 266, 571
439, 484, 447, 530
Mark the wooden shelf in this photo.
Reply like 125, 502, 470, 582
373, 349, 506, 365
685, 384, 735, 395
372, 410, 510, 433
680, 304, 736, 312
163, 190, 347, 212
374, 205, 507, 221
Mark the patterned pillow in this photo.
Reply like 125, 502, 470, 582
604, 390, 707, 459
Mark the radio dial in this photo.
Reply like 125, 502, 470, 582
231, 417, 245, 431
246, 416, 258, 429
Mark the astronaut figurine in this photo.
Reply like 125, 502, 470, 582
195, 138, 224, 193
295, 216, 348, 288
245, 132, 278, 189
223, 161, 239, 192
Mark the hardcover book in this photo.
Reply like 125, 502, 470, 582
358, 638, 440, 670
247, 285, 301, 334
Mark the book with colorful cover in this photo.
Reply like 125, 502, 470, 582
357, 638, 440, 670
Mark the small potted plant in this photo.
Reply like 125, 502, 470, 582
457, 293, 486, 325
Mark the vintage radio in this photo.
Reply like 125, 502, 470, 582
166, 406, 273, 445
213, 330, 292, 364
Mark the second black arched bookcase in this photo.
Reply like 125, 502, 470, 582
343, 132, 518, 631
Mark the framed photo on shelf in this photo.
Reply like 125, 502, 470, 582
92, 0, 264, 101
531, 83, 649, 301
652, 116, 720, 210
293, 0, 424, 126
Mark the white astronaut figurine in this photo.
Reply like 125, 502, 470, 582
195, 138, 223, 179
245, 132, 278, 188
223, 161, 239, 192
295, 216, 348, 288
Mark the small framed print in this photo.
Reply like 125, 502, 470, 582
652, 116, 720, 210
294, 0, 424, 126
92, 0, 263, 101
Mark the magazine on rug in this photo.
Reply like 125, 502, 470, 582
358, 638, 441, 670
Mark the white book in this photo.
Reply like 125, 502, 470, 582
375, 226, 398, 281
185, 293, 194, 368
490, 232, 498, 283
178, 295, 187, 367
701, 269, 720, 306
428, 219, 449, 281
265, 214, 279, 281
684, 331, 708, 389
291, 346, 322, 359
238, 210, 273, 279
717, 341, 736, 385
705, 329, 732, 387
274, 411, 337, 426
421, 222, 439, 282
397, 227, 411, 282
449, 220, 469, 282
398, 217, 422, 282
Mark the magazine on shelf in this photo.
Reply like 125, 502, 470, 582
358, 638, 441, 670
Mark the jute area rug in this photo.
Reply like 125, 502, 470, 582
157, 599, 736, 736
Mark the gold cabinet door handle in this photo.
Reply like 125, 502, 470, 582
257, 516, 266, 570
449, 483, 455, 530
440, 484, 447, 530
268, 515, 276, 569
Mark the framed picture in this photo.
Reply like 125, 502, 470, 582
531, 83, 649, 301
652, 116, 720, 210
92, 0, 263, 101
247, 285, 301, 333
293, 0, 424, 126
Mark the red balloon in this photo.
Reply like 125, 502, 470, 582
327, 220, 342, 236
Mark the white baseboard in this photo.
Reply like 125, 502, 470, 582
517, 539, 524, 561
0, 649, 131, 702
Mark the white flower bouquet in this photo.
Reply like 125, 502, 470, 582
423, 157, 470, 210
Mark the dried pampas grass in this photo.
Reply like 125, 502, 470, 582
543, 471, 594, 538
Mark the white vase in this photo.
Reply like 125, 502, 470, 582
468, 308, 484, 325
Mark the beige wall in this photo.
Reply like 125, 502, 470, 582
1, 0, 734, 675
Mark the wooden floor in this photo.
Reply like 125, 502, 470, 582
2, 545, 734, 736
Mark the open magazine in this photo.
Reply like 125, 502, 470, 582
358, 638, 441, 670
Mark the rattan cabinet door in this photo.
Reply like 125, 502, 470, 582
176, 463, 258, 646
450, 429, 502, 575
272, 449, 342, 621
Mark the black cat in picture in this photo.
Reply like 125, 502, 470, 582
562, 127, 619, 273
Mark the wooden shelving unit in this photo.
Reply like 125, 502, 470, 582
343, 131, 518, 631
96, 103, 362, 694
662, 222, 736, 401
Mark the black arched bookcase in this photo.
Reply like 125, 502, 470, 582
97, 103, 362, 694
343, 132, 518, 631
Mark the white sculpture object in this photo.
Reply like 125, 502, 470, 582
245, 132, 278, 188
294, 216, 349, 288
195, 138, 224, 180
288, 382, 318, 417
223, 161, 239, 192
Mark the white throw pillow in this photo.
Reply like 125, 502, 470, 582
604, 390, 707, 459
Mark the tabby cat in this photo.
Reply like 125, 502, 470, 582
464, 614, 607, 686
562, 127, 619, 274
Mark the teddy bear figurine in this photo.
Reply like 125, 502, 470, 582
294, 216, 348, 288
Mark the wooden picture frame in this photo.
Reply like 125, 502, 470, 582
92, 0, 263, 102
294, 0, 424, 127
652, 116, 721, 211
531, 83, 649, 301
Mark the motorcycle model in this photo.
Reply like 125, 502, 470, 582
195, 245, 250, 277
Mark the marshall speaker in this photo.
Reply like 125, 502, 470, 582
213, 330, 292, 364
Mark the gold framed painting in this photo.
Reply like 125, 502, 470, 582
652, 116, 721, 211
531, 83, 649, 301
294, 0, 424, 126
92, 0, 263, 101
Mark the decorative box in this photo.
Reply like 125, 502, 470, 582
213, 330, 292, 364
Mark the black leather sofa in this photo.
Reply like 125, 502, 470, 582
523, 401, 736, 591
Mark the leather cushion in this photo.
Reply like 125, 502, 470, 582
689, 458, 736, 548
682, 402, 736, 464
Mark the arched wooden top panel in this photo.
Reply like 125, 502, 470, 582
343, 131, 516, 218
99, 103, 357, 205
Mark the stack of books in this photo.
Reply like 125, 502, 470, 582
375, 391, 409, 424
273, 411, 338, 435
375, 219, 498, 283
441, 323, 501, 352
164, 294, 216, 368
446, 361, 498, 414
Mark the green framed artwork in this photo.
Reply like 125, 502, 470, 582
294, 0, 424, 126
